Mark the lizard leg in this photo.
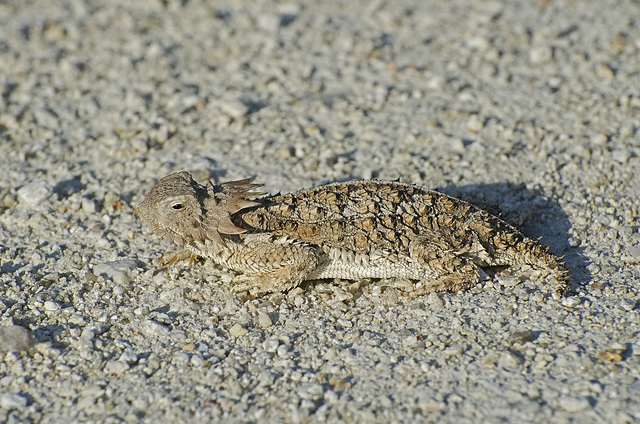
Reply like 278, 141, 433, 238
157, 249, 198, 267
227, 242, 323, 295
410, 261, 482, 297
408, 235, 483, 296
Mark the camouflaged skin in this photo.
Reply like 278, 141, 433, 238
136, 172, 569, 296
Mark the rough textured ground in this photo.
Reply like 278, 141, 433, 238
1, 0, 639, 422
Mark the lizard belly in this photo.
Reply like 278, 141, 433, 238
307, 247, 422, 281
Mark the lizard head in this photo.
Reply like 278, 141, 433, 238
136, 171, 265, 247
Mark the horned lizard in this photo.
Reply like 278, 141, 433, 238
136, 171, 569, 297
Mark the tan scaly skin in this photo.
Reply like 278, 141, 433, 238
136, 171, 570, 297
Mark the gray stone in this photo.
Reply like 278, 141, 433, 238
0, 326, 36, 354
93, 260, 138, 285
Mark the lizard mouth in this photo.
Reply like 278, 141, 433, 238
149, 225, 189, 247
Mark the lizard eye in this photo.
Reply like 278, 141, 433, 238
171, 203, 184, 210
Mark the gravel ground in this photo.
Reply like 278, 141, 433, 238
1, 0, 640, 422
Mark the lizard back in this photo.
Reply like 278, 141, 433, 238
240, 180, 544, 269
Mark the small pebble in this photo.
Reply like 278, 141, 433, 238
104, 360, 130, 375
103, 192, 121, 211
567, 237, 581, 247
297, 383, 324, 401
134, 306, 150, 316
611, 150, 631, 164
337, 318, 353, 328
93, 260, 138, 285
508, 330, 534, 346
529, 46, 553, 64
597, 343, 627, 362
81, 197, 97, 213
427, 292, 444, 309
557, 396, 591, 412
562, 297, 581, 308
443, 344, 466, 358
263, 339, 280, 353
80, 328, 95, 340
76, 388, 103, 409
16, 180, 51, 206
119, 351, 138, 364
620, 299, 637, 311
591, 133, 608, 145
276, 344, 289, 357
140, 320, 170, 338
256, 14, 281, 32
0, 325, 36, 354
0, 393, 28, 410
229, 323, 248, 337
69, 315, 86, 326
44, 300, 60, 311
466, 115, 484, 132
159, 287, 184, 303
74, 338, 93, 351
499, 351, 524, 369
627, 246, 640, 261
218, 99, 249, 118
497, 273, 522, 287
257, 311, 273, 328
447, 393, 464, 404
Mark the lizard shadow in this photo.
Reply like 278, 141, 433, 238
437, 182, 590, 288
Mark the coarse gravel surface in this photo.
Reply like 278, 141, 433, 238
1, 0, 640, 423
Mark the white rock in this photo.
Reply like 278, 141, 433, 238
628, 246, 640, 261
0, 393, 28, 409
263, 338, 280, 353
229, 323, 248, 337
218, 99, 249, 118
443, 344, 466, 358
427, 292, 444, 309
43, 300, 60, 311
297, 383, 324, 400
558, 395, 591, 412
159, 287, 184, 303
257, 14, 281, 32
620, 299, 636, 312
257, 311, 273, 328
591, 133, 608, 145
134, 306, 150, 316
562, 297, 582, 308
17, 180, 51, 207
466, 115, 484, 132
93, 260, 138, 285
119, 351, 138, 364
81, 198, 97, 213
499, 351, 524, 369
140, 320, 170, 338
611, 150, 631, 164
74, 338, 93, 351
529, 46, 553, 64
104, 360, 130, 375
